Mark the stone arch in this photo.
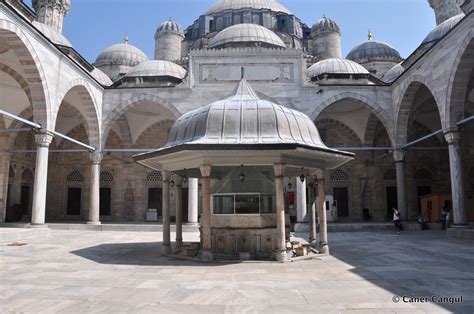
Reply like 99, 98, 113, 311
0, 19, 50, 127
21, 168, 34, 183
135, 119, 175, 148
54, 79, 101, 148
315, 118, 362, 147
312, 92, 395, 146
395, 78, 443, 146
446, 31, 474, 127
0, 63, 33, 106
6, 107, 33, 150
101, 94, 181, 149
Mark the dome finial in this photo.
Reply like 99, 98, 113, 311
124, 34, 129, 44
368, 29, 373, 41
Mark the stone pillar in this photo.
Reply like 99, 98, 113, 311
175, 175, 183, 247
161, 170, 171, 255
445, 129, 468, 226
87, 152, 102, 225
296, 177, 307, 223
188, 178, 199, 224
308, 179, 317, 244
200, 165, 212, 261
273, 164, 287, 262
318, 178, 329, 254
394, 150, 408, 220
31, 131, 53, 226
0, 152, 11, 222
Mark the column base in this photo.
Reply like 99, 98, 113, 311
29, 223, 48, 229
319, 242, 329, 255
87, 221, 101, 225
273, 249, 288, 263
161, 244, 172, 256
201, 250, 213, 262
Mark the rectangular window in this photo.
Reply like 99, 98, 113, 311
213, 195, 234, 215
235, 195, 259, 214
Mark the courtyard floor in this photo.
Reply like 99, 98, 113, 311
1, 229, 473, 313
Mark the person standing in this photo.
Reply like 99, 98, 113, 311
393, 207, 402, 235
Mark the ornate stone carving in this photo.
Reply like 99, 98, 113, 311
34, 131, 53, 147
89, 152, 103, 165
32, 0, 71, 33
393, 150, 406, 163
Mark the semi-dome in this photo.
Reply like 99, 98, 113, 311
205, 0, 291, 15
94, 41, 148, 68
347, 38, 402, 63
124, 60, 186, 80
33, 21, 73, 47
209, 24, 286, 49
156, 20, 184, 36
422, 14, 464, 45
383, 62, 404, 83
91, 68, 113, 86
306, 58, 369, 78
311, 16, 341, 35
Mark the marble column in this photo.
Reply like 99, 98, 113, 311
318, 178, 329, 254
200, 165, 212, 261
161, 170, 171, 255
274, 164, 287, 262
175, 175, 183, 247
296, 177, 307, 223
308, 179, 317, 244
31, 131, 53, 226
87, 152, 102, 225
188, 178, 199, 224
394, 150, 408, 220
0, 152, 11, 222
445, 128, 468, 226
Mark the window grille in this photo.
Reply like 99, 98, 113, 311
66, 170, 84, 183
100, 170, 114, 183
330, 168, 350, 181
146, 170, 162, 183
383, 169, 397, 181
25, 132, 34, 159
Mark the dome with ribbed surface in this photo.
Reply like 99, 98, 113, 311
95, 43, 148, 68
205, 0, 291, 15
209, 24, 286, 48
33, 21, 73, 47
422, 14, 464, 45
125, 60, 186, 79
311, 16, 341, 35
156, 20, 184, 35
383, 62, 404, 83
306, 58, 369, 78
91, 68, 113, 86
347, 40, 402, 63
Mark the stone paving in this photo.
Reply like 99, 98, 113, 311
1, 229, 473, 313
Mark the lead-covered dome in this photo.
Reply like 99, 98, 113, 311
205, 0, 291, 15
95, 42, 148, 68
91, 68, 113, 86
209, 24, 286, 49
306, 58, 369, 78
422, 14, 464, 45
33, 21, 73, 47
311, 16, 341, 35
156, 20, 184, 36
125, 60, 186, 79
347, 39, 402, 63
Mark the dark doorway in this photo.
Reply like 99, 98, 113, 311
334, 187, 349, 217
386, 186, 398, 219
20, 185, 30, 215
148, 188, 162, 217
182, 188, 189, 223
100, 187, 112, 216
417, 186, 432, 213
67, 188, 81, 216
7, 183, 11, 207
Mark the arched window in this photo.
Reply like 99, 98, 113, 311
234, 14, 241, 25
146, 170, 162, 183
383, 169, 397, 182
330, 168, 350, 182
100, 170, 114, 183
252, 14, 260, 25
66, 170, 84, 183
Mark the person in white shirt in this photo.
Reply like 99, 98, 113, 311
393, 207, 402, 235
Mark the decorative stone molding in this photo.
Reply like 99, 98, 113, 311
89, 152, 103, 165
444, 127, 460, 145
200, 165, 212, 178
32, 0, 71, 33
34, 131, 53, 147
393, 150, 406, 163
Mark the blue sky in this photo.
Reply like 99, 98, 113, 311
26, 0, 436, 63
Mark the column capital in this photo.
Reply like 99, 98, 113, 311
161, 170, 171, 182
200, 165, 212, 178
90, 152, 103, 164
173, 174, 183, 186
273, 163, 286, 178
34, 130, 54, 147
393, 150, 406, 163
444, 127, 460, 145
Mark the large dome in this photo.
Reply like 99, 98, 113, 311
306, 58, 369, 78
33, 21, 73, 47
209, 24, 286, 49
125, 60, 186, 80
347, 39, 402, 63
95, 42, 148, 68
205, 0, 291, 15
422, 14, 464, 45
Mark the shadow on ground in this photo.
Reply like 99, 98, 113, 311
328, 230, 474, 313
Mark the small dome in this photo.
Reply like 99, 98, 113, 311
33, 21, 73, 47
383, 62, 404, 83
422, 14, 464, 45
205, 0, 291, 15
95, 42, 148, 68
156, 20, 184, 36
306, 58, 369, 78
347, 39, 402, 63
91, 68, 113, 86
125, 60, 186, 80
209, 24, 286, 49
311, 16, 341, 35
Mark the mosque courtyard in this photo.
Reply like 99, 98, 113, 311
1, 229, 473, 313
